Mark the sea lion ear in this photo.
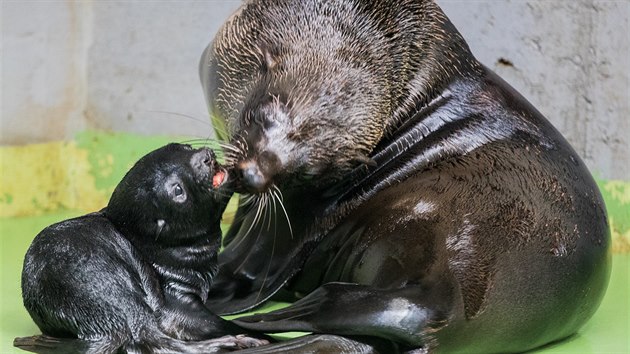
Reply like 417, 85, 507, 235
260, 44, 281, 72
264, 49, 278, 71
156, 219, 166, 240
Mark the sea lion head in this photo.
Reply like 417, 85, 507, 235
201, 0, 475, 194
201, 1, 401, 194
107, 143, 231, 242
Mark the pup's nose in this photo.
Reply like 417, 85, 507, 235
191, 148, 216, 171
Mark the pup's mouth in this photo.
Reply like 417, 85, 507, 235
212, 168, 228, 188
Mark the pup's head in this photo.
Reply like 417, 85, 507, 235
107, 143, 231, 243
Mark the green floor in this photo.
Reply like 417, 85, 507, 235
1, 211, 628, 354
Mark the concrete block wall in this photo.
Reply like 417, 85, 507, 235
440, 0, 629, 180
2, 0, 628, 180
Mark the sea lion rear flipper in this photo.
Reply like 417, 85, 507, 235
14, 335, 90, 354
233, 334, 399, 354
234, 282, 454, 347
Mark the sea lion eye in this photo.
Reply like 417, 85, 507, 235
165, 174, 186, 202
172, 185, 187, 203
173, 184, 183, 196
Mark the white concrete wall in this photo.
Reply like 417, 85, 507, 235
2, 0, 241, 143
440, 0, 629, 180
2, 1, 92, 143
2, 0, 628, 179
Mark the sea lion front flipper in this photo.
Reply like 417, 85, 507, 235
235, 334, 399, 354
234, 282, 455, 347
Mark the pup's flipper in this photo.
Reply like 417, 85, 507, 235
14, 335, 90, 354
14, 334, 269, 354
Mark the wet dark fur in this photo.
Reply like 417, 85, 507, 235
16, 144, 267, 354
199, 1, 611, 353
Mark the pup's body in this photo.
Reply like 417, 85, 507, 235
16, 144, 266, 354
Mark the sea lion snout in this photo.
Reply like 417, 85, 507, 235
239, 160, 267, 193
237, 151, 280, 193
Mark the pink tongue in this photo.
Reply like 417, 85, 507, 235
213, 170, 226, 188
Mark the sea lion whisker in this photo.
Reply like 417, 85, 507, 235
251, 188, 280, 304
232, 194, 265, 254
233, 134, 248, 155
147, 110, 212, 128
231, 199, 258, 224
185, 139, 219, 145
217, 142, 241, 154
272, 185, 285, 202
216, 140, 239, 149
222, 149, 238, 159
265, 192, 274, 232
234, 198, 265, 273
239, 194, 256, 207
270, 189, 278, 227
230, 207, 259, 252
251, 194, 266, 232
177, 138, 216, 146
209, 122, 230, 137
222, 158, 236, 168
229, 197, 259, 232
272, 186, 293, 239
179, 137, 217, 142
217, 147, 239, 166
178, 139, 225, 152
256, 200, 277, 304
257, 193, 270, 235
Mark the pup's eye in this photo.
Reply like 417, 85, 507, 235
165, 174, 186, 203
173, 184, 183, 196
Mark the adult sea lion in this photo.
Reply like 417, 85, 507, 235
15, 143, 268, 354
199, 0, 611, 352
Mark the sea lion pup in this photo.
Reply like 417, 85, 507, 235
15, 143, 268, 354
200, 0, 611, 353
